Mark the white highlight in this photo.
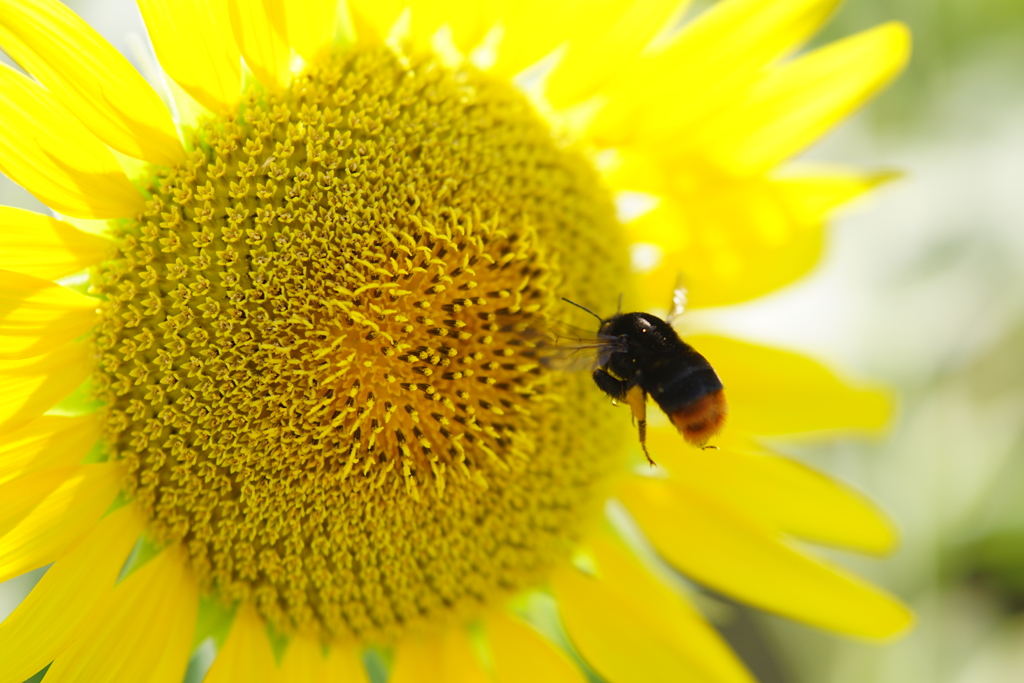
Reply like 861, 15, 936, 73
615, 191, 659, 223
630, 242, 663, 274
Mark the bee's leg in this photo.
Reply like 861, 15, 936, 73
623, 385, 653, 466
592, 369, 628, 400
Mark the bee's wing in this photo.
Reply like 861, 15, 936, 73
510, 318, 621, 373
665, 280, 688, 325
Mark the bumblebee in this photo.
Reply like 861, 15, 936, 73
564, 289, 726, 464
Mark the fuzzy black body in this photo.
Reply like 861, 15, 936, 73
591, 312, 726, 460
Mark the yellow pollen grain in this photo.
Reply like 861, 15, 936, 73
93, 44, 629, 644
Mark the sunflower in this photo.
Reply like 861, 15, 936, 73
0, 0, 910, 681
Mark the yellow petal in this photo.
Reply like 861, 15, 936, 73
628, 183, 822, 309
545, 0, 688, 108
0, 466, 70, 536
552, 535, 754, 683
619, 165, 888, 308
281, 635, 367, 683
772, 167, 897, 226
0, 504, 143, 683
286, 0, 338, 60
390, 628, 489, 683
228, 0, 291, 91
645, 428, 896, 554
0, 207, 111, 280
695, 23, 911, 175
618, 476, 913, 639
0, 63, 144, 219
486, 612, 586, 683
0, 414, 99, 486
0, 342, 92, 434
325, 645, 369, 683
349, 0, 494, 51
137, 0, 242, 116
407, 0, 497, 52
145, 566, 201, 683
589, 0, 841, 146
0, 269, 98, 359
490, 0, 685, 79
0, 0, 183, 165
280, 635, 327, 682
348, 0, 406, 43
489, 0, 590, 78
687, 334, 893, 436
204, 603, 282, 683
0, 462, 122, 583
45, 547, 198, 683
0, 270, 98, 328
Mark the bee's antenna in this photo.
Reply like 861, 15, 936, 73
561, 298, 602, 323
617, 292, 623, 314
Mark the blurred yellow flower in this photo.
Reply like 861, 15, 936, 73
0, 0, 911, 681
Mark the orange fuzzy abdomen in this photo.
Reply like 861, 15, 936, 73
669, 389, 727, 446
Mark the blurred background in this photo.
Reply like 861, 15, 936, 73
2, 1, 1023, 682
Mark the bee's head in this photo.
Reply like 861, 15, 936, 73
599, 312, 653, 339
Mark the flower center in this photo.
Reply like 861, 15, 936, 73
93, 44, 629, 643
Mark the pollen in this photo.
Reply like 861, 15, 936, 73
91, 45, 630, 643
